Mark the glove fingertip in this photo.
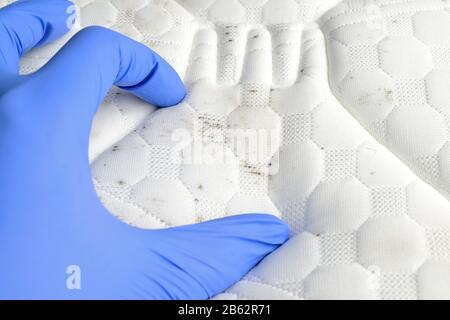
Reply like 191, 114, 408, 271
123, 54, 186, 108
146, 214, 290, 299
255, 214, 290, 245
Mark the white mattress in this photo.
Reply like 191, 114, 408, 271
5, 0, 450, 299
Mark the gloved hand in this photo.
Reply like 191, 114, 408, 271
0, 0, 289, 299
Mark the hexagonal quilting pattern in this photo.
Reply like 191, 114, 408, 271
418, 262, 450, 300
130, 177, 195, 225
250, 233, 320, 284
358, 216, 427, 273
305, 178, 371, 234
80, 0, 118, 27
180, 145, 240, 203
414, 10, 450, 46
6, 0, 450, 300
262, 0, 299, 25
303, 264, 378, 300
134, 4, 173, 36
322, 0, 450, 201
378, 37, 433, 79
386, 104, 448, 158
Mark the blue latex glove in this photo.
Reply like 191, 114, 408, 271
0, 0, 289, 299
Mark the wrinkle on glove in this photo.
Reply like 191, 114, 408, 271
0, 0, 289, 299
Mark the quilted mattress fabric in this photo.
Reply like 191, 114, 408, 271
3, 0, 450, 300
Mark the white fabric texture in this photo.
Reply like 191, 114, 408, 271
2, 0, 450, 299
